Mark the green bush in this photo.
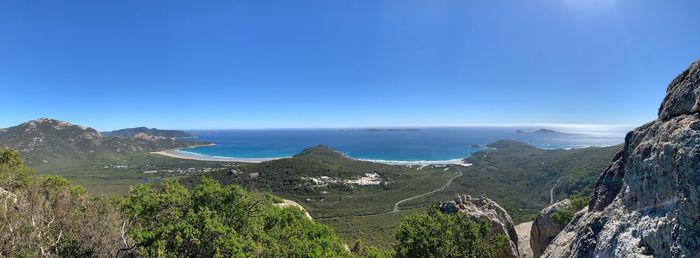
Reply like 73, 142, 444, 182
121, 177, 351, 257
394, 207, 506, 258
350, 239, 394, 258
551, 195, 590, 227
0, 148, 32, 191
0, 148, 126, 257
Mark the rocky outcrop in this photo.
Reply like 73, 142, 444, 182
131, 132, 168, 142
658, 59, 700, 120
530, 199, 570, 257
439, 194, 519, 258
542, 58, 700, 257
274, 199, 313, 220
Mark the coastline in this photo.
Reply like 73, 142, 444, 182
152, 149, 283, 163
154, 148, 474, 166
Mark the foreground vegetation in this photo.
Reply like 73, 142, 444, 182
120, 178, 349, 257
0, 148, 125, 256
394, 207, 506, 258
0, 148, 352, 257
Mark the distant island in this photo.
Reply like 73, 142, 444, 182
515, 128, 559, 134
363, 128, 420, 132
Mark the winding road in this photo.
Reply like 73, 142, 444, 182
393, 171, 463, 212
550, 177, 562, 204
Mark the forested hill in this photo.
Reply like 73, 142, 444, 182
448, 139, 623, 223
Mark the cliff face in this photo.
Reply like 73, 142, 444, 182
542, 59, 700, 257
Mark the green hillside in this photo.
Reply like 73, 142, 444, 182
397, 140, 622, 223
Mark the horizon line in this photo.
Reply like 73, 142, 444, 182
176, 122, 640, 132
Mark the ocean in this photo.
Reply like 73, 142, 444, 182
178, 126, 629, 164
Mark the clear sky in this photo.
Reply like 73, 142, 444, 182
1, 0, 699, 130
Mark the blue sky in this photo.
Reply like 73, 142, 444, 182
1, 0, 699, 130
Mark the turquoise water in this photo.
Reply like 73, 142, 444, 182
181, 127, 627, 162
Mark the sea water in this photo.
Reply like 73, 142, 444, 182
179, 126, 628, 163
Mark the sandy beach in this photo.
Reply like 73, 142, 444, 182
152, 149, 282, 163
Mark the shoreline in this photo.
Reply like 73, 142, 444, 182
152, 149, 282, 163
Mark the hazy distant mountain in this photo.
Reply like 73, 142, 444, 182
0, 118, 204, 164
362, 128, 420, 132
515, 128, 559, 134
534, 128, 558, 133
102, 127, 191, 138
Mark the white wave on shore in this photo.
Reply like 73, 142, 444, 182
356, 158, 472, 166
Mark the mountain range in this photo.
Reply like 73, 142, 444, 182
0, 118, 205, 164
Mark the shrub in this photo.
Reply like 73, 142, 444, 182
394, 207, 506, 258
551, 195, 590, 227
121, 177, 351, 257
0, 148, 127, 257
